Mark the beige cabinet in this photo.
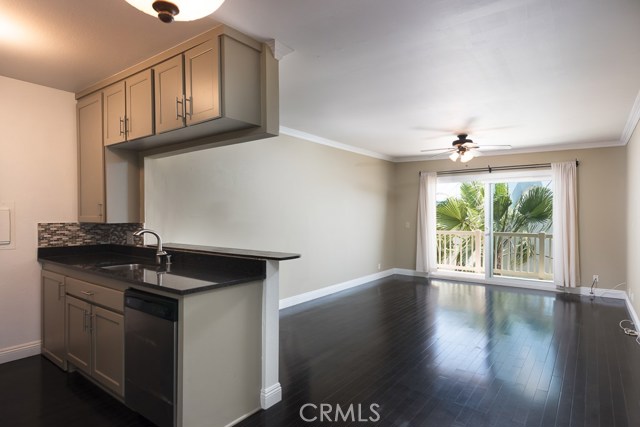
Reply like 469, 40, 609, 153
65, 281, 125, 397
66, 295, 91, 373
77, 92, 105, 223
103, 69, 154, 146
184, 39, 221, 126
77, 89, 141, 224
92, 306, 124, 396
151, 36, 260, 139
153, 55, 185, 134
75, 25, 278, 155
103, 81, 126, 145
42, 270, 66, 369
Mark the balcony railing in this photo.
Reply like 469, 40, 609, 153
436, 230, 553, 280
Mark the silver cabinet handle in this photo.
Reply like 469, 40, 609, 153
185, 96, 192, 117
97, 203, 103, 218
119, 117, 125, 136
125, 116, 130, 138
57, 283, 64, 300
80, 290, 94, 296
176, 96, 185, 119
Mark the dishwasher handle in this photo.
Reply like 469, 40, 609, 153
125, 289, 178, 322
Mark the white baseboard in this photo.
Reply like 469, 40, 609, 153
393, 268, 429, 277
279, 269, 396, 309
260, 382, 282, 409
624, 296, 640, 329
224, 407, 261, 427
0, 340, 41, 364
278, 267, 640, 331
574, 286, 627, 299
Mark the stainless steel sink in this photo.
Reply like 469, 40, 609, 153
101, 263, 157, 271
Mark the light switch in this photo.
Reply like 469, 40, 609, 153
0, 207, 11, 245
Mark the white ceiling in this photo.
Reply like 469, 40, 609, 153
2, 0, 640, 160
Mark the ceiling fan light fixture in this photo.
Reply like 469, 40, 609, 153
460, 151, 475, 163
449, 152, 459, 161
125, 0, 225, 22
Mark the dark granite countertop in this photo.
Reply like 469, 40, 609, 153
163, 243, 300, 261
37, 244, 281, 295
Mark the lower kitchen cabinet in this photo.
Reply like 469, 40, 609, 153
66, 295, 91, 373
65, 288, 125, 397
92, 306, 124, 396
41, 270, 67, 369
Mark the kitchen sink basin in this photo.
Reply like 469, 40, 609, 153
101, 263, 158, 272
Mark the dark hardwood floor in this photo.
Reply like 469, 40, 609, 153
2, 275, 640, 427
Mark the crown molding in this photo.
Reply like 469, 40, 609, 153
279, 127, 394, 161
392, 139, 625, 163
279, 127, 625, 164
265, 39, 294, 61
621, 89, 640, 144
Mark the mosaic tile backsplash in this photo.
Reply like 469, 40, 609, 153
38, 223, 145, 247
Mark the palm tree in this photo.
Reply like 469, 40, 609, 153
436, 181, 553, 272
492, 184, 553, 271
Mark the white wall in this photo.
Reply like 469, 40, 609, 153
145, 134, 396, 299
626, 124, 640, 316
0, 76, 77, 362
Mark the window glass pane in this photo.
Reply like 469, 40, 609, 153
435, 172, 553, 284
492, 180, 553, 281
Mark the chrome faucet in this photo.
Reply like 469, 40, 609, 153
133, 229, 171, 265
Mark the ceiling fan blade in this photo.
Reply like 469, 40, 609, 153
473, 125, 516, 132
462, 142, 479, 148
425, 151, 455, 159
422, 134, 451, 141
461, 116, 478, 132
476, 145, 512, 151
420, 147, 455, 153
414, 126, 456, 133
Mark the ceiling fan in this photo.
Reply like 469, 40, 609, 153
420, 134, 512, 162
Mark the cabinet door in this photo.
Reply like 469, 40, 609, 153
77, 92, 105, 223
126, 70, 154, 141
103, 81, 126, 146
154, 55, 185, 134
66, 295, 92, 374
92, 306, 124, 396
42, 271, 66, 369
185, 39, 221, 126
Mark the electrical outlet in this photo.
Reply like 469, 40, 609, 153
593, 275, 599, 282
631, 291, 635, 302
377, 263, 381, 270
126, 232, 134, 245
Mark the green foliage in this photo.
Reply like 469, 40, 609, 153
436, 181, 553, 234
436, 181, 553, 270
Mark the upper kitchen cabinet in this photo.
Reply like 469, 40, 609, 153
153, 55, 184, 134
151, 36, 260, 141
77, 92, 105, 223
77, 90, 141, 224
103, 70, 154, 146
76, 24, 278, 155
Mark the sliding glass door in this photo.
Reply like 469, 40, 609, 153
435, 171, 554, 284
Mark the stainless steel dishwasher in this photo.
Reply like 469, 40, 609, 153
124, 289, 178, 427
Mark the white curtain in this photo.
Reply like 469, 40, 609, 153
416, 171, 438, 273
552, 162, 580, 287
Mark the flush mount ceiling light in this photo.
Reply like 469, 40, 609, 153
125, 0, 226, 23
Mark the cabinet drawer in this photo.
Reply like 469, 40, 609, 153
66, 278, 124, 313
